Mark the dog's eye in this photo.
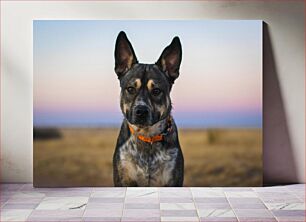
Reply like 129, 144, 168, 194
127, 87, 136, 94
152, 88, 161, 96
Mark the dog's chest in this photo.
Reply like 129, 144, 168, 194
119, 137, 177, 186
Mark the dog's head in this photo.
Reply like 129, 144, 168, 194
114, 31, 182, 128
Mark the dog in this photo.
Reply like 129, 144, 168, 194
112, 31, 184, 187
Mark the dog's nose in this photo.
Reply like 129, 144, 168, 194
135, 105, 149, 118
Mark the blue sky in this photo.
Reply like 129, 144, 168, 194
34, 20, 262, 128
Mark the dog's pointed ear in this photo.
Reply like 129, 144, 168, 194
156, 36, 182, 83
114, 31, 138, 79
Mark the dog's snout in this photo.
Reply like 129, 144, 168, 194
135, 105, 149, 118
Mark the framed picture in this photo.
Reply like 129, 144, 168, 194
33, 20, 262, 187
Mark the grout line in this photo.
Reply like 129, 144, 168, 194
253, 187, 280, 222
288, 188, 305, 202
158, 186, 161, 222
19, 184, 27, 191
120, 187, 127, 222
0, 196, 10, 208
190, 187, 201, 222
15, 185, 41, 221
21, 205, 36, 220
80, 187, 92, 221
224, 188, 240, 222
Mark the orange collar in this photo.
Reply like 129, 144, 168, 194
128, 117, 172, 144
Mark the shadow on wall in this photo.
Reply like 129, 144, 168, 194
263, 22, 298, 185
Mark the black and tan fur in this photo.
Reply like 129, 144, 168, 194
113, 31, 184, 187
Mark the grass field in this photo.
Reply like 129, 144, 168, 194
34, 128, 262, 187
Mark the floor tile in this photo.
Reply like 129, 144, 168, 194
227, 197, 262, 204
91, 189, 125, 198
234, 209, 274, 218
261, 197, 302, 204
276, 218, 306, 222
86, 202, 123, 209
257, 192, 299, 198
253, 186, 290, 193
160, 197, 194, 203
1, 196, 11, 206
20, 184, 51, 191
122, 217, 161, 221
286, 184, 305, 191
200, 217, 238, 222
198, 209, 235, 217
27, 217, 83, 221
271, 209, 305, 217
10, 191, 45, 199
125, 197, 159, 203
91, 187, 125, 192
161, 216, 199, 222
83, 209, 123, 217
257, 192, 301, 203
83, 217, 121, 222
1, 184, 24, 191
7, 197, 44, 204
126, 188, 158, 198
125, 203, 159, 209
0, 209, 32, 221
230, 202, 266, 209
265, 202, 305, 210
29, 209, 84, 217
195, 197, 228, 203
191, 188, 225, 197
292, 191, 305, 201
190, 188, 210, 192
196, 203, 231, 209
2, 203, 39, 209
159, 189, 192, 198
44, 191, 91, 197
225, 191, 258, 198
89, 197, 124, 203
161, 210, 198, 217
223, 188, 252, 192
122, 209, 160, 217
127, 187, 158, 192
159, 187, 191, 192
36, 196, 88, 210
160, 203, 196, 210
237, 218, 277, 222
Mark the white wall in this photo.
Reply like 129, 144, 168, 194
1, 1, 304, 184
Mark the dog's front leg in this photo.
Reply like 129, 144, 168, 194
117, 160, 140, 187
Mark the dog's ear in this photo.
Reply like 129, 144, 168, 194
156, 37, 182, 83
114, 31, 138, 79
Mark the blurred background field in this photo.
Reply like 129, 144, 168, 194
34, 128, 262, 187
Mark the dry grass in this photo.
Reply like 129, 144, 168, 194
34, 128, 262, 187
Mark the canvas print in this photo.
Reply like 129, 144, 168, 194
34, 20, 262, 187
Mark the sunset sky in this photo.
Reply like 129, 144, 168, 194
34, 20, 262, 128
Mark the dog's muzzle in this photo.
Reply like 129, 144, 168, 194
132, 105, 150, 125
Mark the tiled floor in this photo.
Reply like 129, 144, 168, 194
0, 184, 305, 222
